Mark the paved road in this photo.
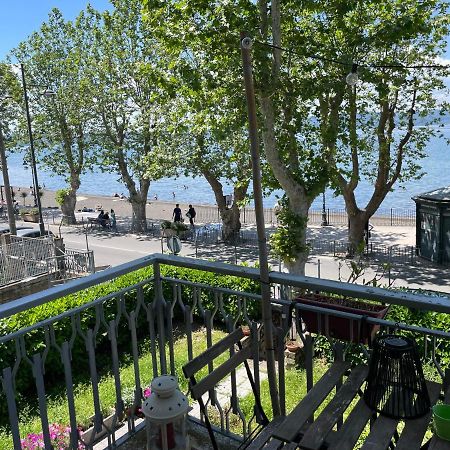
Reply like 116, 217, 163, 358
4, 216, 449, 295
47, 222, 450, 295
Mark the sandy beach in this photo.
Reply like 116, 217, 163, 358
32, 188, 415, 229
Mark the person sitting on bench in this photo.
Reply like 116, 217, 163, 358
97, 210, 107, 228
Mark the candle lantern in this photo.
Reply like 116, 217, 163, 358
143, 375, 190, 450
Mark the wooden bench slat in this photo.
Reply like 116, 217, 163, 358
183, 327, 244, 378
272, 361, 351, 443
395, 381, 441, 450
245, 416, 285, 450
261, 438, 285, 450
190, 344, 252, 399
327, 395, 374, 450
299, 365, 368, 450
360, 414, 400, 450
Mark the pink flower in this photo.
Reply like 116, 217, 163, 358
143, 387, 151, 398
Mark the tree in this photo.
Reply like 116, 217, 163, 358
143, 0, 255, 239
143, 0, 330, 274
322, 1, 450, 250
20, 191, 28, 206
249, 0, 449, 267
143, 0, 450, 274
0, 63, 23, 235
87, 0, 176, 232
11, 9, 98, 224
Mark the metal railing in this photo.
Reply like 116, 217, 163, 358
0, 255, 449, 449
46, 249, 95, 282
195, 207, 416, 227
0, 237, 94, 287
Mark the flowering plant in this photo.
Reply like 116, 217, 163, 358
21, 423, 84, 449
123, 385, 151, 419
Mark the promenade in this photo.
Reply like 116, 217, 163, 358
6, 189, 450, 295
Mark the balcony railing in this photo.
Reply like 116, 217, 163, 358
0, 254, 449, 449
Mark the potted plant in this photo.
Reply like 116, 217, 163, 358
160, 220, 176, 237
160, 220, 189, 238
171, 221, 189, 238
294, 292, 389, 344
20, 207, 39, 222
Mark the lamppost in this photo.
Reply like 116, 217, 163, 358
321, 189, 328, 226
20, 64, 55, 236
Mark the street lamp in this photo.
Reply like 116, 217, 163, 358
20, 63, 55, 236
321, 189, 328, 226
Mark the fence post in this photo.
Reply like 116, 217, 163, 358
390, 208, 393, 226
317, 259, 321, 278
388, 247, 392, 285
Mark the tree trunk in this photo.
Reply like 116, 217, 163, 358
0, 122, 17, 235
130, 194, 148, 232
286, 256, 307, 275
284, 197, 310, 275
202, 167, 248, 241
220, 204, 241, 241
347, 210, 369, 255
61, 190, 77, 225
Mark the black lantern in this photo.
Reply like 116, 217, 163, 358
364, 334, 430, 419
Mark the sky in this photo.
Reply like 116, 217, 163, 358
0, 0, 112, 59
0, 1, 449, 60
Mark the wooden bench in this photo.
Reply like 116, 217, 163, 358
182, 326, 272, 450
252, 362, 450, 450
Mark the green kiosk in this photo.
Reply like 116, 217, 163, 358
413, 186, 450, 264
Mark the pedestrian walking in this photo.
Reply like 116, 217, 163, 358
186, 204, 196, 227
173, 203, 182, 222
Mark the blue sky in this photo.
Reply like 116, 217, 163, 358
1, 1, 449, 60
0, 0, 112, 59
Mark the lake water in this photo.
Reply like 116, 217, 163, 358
1, 129, 449, 210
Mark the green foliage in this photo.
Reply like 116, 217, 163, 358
171, 221, 189, 234
160, 264, 261, 321
270, 197, 309, 263
160, 220, 172, 230
54, 188, 71, 206
19, 208, 38, 216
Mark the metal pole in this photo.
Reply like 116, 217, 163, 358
0, 123, 16, 234
20, 64, 45, 236
321, 190, 328, 226
240, 34, 280, 416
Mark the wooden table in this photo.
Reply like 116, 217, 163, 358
253, 362, 450, 450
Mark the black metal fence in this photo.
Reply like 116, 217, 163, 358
195, 207, 415, 227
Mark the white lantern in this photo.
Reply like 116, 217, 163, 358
143, 375, 190, 450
